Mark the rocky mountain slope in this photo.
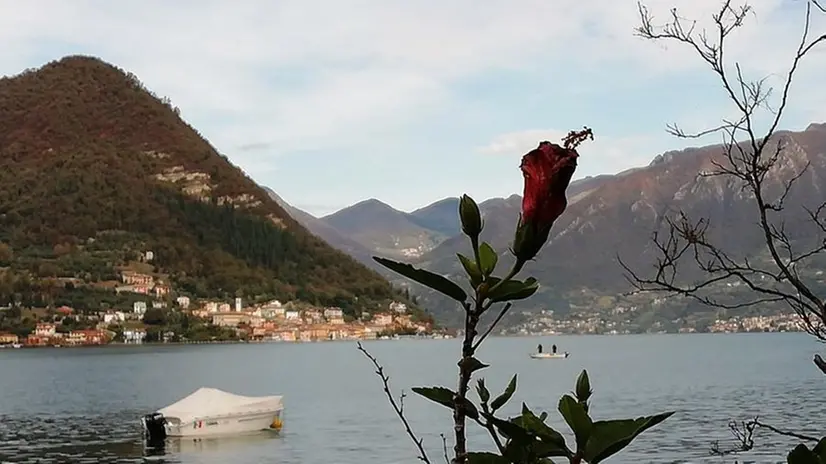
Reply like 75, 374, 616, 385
297, 124, 826, 326
415, 123, 826, 323
0, 55, 416, 317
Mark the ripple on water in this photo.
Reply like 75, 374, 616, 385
0, 413, 154, 464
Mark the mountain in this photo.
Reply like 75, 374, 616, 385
408, 123, 826, 324
263, 188, 392, 276
408, 197, 461, 236
0, 55, 417, 318
308, 124, 826, 327
320, 199, 450, 259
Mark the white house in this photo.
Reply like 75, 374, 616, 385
262, 300, 283, 310
123, 328, 147, 344
285, 310, 300, 320
323, 308, 344, 319
103, 311, 126, 324
389, 301, 408, 314
35, 323, 56, 337
133, 301, 147, 315
176, 296, 190, 309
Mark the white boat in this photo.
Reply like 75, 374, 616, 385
11, 343, 22, 349
530, 351, 569, 359
141, 387, 284, 445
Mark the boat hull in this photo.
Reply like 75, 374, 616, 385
530, 352, 569, 359
143, 409, 283, 445
170, 410, 283, 437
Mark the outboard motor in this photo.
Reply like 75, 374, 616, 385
141, 412, 168, 448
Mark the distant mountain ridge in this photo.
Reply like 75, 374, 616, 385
268, 122, 826, 326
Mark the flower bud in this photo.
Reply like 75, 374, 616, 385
459, 194, 482, 238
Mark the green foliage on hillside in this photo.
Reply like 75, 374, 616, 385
0, 55, 423, 318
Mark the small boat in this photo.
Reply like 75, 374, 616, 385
11, 343, 22, 349
530, 352, 569, 359
141, 387, 284, 446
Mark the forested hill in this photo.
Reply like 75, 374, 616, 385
0, 55, 418, 318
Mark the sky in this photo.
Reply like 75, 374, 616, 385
0, 0, 824, 217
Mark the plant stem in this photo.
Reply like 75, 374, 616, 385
472, 303, 511, 351
453, 300, 481, 463
452, 255, 526, 463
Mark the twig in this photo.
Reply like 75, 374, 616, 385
754, 419, 819, 442
478, 417, 507, 455
472, 303, 511, 351
710, 417, 818, 456
440, 433, 450, 464
357, 342, 432, 463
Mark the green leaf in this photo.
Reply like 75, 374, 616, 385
476, 378, 490, 404
583, 411, 675, 463
575, 370, 592, 404
489, 416, 532, 444
515, 406, 570, 456
412, 386, 454, 410
460, 356, 490, 375
457, 253, 483, 287
486, 276, 539, 303
478, 242, 498, 276
373, 257, 467, 303
788, 444, 822, 464
558, 394, 593, 450
490, 374, 517, 412
411, 386, 480, 420
466, 452, 509, 464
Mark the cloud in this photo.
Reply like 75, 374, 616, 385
0, 0, 822, 209
3, 0, 821, 155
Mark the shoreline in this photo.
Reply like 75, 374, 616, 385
0, 330, 808, 350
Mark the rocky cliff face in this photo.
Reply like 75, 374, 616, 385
410, 123, 826, 322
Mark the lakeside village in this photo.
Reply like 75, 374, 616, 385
0, 267, 448, 349
0, 262, 816, 348
506, 303, 812, 336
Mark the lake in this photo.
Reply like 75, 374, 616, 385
0, 333, 823, 463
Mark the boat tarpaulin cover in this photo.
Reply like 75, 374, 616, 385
158, 387, 283, 423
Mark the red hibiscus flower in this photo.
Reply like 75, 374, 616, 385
512, 128, 592, 262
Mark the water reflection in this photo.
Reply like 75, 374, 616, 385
158, 431, 282, 455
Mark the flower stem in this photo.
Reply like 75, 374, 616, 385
452, 303, 480, 464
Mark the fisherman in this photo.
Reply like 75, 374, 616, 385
537, 343, 543, 354
552, 344, 557, 354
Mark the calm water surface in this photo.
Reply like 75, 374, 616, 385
0, 333, 823, 464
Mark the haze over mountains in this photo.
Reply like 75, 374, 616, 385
269, 123, 826, 324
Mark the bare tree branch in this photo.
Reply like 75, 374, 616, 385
627, 3, 826, 457
623, 0, 826, 349
440, 434, 450, 464
710, 417, 819, 456
358, 342, 432, 464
